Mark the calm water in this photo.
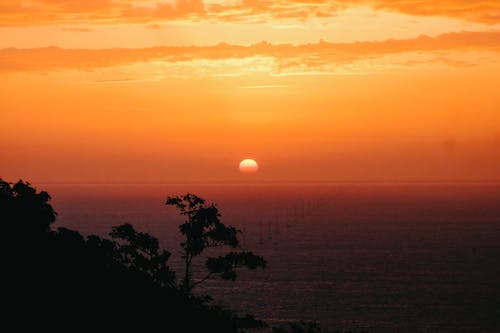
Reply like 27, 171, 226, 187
45, 183, 500, 332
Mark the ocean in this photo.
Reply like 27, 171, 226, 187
44, 183, 500, 332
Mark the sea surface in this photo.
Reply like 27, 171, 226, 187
44, 183, 500, 332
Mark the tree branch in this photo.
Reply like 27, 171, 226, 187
191, 272, 213, 289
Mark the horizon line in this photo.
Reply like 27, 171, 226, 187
30, 179, 500, 186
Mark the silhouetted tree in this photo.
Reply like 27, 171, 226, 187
166, 193, 266, 292
272, 322, 323, 333
109, 223, 176, 288
1, 178, 267, 332
1, 178, 56, 237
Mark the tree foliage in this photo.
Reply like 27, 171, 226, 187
108, 223, 176, 287
166, 193, 267, 292
207, 251, 268, 281
1, 178, 268, 332
1, 179, 56, 236
272, 322, 325, 333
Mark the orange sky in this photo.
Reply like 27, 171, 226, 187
1, 0, 500, 183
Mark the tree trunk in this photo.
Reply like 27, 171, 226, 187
182, 251, 191, 292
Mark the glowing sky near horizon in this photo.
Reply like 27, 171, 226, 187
1, 1, 500, 183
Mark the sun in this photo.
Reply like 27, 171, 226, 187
239, 159, 258, 173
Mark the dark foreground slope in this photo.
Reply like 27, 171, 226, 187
1, 179, 263, 332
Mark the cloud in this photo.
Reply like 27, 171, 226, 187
238, 85, 289, 89
365, 0, 500, 24
145, 23, 162, 30
60, 27, 94, 32
1, 30, 499, 73
0, 1, 498, 26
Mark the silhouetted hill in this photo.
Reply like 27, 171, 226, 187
1, 179, 264, 332
2, 178, 352, 333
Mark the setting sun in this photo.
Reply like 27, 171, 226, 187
239, 159, 259, 174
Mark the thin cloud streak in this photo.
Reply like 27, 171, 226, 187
238, 85, 289, 89
1, 31, 499, 74
60, 27, 95, 32
0, 1, 499, 26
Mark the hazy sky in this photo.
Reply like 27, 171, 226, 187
1, 0, 500, 183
